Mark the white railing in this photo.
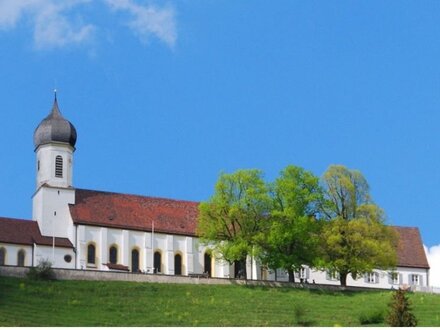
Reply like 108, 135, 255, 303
411, 286, 440, 294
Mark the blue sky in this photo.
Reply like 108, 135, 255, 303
0, 1, 439, 283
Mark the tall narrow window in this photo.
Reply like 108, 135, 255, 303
174, 254, 182, 275
234, 260, 245, 279
0, 247, 6, 265
17, 250, 25, 267
131, 249, 139, 272
299, 267, 307, 279
109, 246, 118, 264
55, 155, 63, 178
154, 251, 161, 273
87, 244, 96, 265
204, 252, 212, 277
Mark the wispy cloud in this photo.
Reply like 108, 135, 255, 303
105, 0, 177, 48
0, 0, 95, 49
424, 244, 440, 287
0, 0, 177, 50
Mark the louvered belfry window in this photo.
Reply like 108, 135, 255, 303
55, 155, 63, 178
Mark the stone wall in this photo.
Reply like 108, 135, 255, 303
0, 265, 385, 292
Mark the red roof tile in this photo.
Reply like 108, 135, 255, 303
69, 189, 199, 236
392, 226, 430, 269
0, 217, 73, 248
104, 263, 129, 271
1, 193, 429, 271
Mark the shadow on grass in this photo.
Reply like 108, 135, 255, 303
240, 282, 361, 297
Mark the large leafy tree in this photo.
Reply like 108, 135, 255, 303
197, 169, 271, 279
319, 165, 397, 286
257, 165, 323, 282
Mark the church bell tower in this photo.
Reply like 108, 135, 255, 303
33, 93, 77, 189
32, 93, 77, 240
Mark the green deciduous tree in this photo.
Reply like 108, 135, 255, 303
257, 165, 323, 282
197, 169, 271, 279
319, 165, 397, 286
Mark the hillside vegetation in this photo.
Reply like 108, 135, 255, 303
0, 276, 439, 326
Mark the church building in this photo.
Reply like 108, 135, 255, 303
0, 97, 430, 289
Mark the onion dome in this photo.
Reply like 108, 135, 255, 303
33, 94, 77, 149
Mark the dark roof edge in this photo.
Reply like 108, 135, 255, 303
73, 221, 198, 238
75, 187, 200, 205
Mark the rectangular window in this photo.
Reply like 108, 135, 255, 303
299, 267, 307, 279
390, 272, 399, 285
55, 156, 63, 178
366, 272, 378, 284
411, 274, 420, 286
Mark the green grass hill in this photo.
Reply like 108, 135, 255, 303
1, 276, 439, 326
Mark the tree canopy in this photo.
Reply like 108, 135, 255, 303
257, 165, 323, 282
319, 165, 397, 286
197, 164, 398, 286
196, 169, 271, 279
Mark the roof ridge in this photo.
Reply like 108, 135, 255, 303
0, 216, 34, 223
75, 187, 200, 204
390, 225, 420, 231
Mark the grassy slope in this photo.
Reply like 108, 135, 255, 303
0, 276, 439, 326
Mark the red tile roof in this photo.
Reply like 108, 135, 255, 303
0, 192, 430, 271
69, 189, 199, 236
104, 263, 129, 271
392, 226, 430, 269
0, 217, 73, 248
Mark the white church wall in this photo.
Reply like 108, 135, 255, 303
0, 243, 32, 267
35, 143, 74, 189
46, 222, 431, 289
34, 245, 75, 269
33, 186, 75, 241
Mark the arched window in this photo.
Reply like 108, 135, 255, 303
131, 249, 140, 273
0, 247, 6, 266
204, 252, 212, 277
55, 155, 63, 178
174, 254, 182, 275
87, 243, 96, 265
109, 245, 118, 264
234, 259, 245, 279
154, 251, 161, 273
17, 250, 25, 267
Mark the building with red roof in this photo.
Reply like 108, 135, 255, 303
0, 97, 430, 288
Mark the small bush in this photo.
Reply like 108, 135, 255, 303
386, 289, 417, 327
26, 260, 55, 281
358, 309, 384, 325
293, 304, 314, 326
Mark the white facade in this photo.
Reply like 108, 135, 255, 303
0, 244, 33, 267
263, 266, 430, 290
33, 186, 75, 241
35, 142, 74, 189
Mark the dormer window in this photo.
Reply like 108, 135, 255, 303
55, 155, 63, 178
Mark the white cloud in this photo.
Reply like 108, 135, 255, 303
105, 0, 177, 48
0, 0, 177, 50
424, 244, 440, 287
0, 0, 94, 49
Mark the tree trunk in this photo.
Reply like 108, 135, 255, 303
288, 269, 295, 283
340, 272, 348, 287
